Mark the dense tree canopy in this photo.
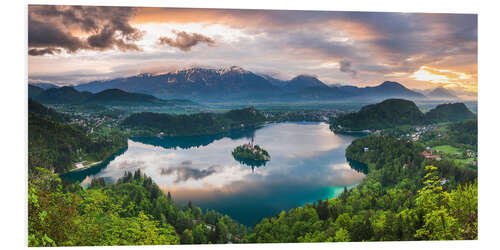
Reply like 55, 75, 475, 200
331, 99, 475, 132
122, 106, 266, 136
28, 169, 249, 246
424, 103, 476, 123
331, 99, 425, 131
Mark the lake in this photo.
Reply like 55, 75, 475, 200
62, 122, 366, 226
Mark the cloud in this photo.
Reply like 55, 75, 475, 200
28, 5, 144, 55
339, 60, 357, 77
28, 47, 62, 56
159, 161, 221, 183
116, 160, 146, 170
28, 14, 84, 53
158, 30, 215, 51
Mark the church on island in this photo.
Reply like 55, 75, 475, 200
232, 138, 270, 162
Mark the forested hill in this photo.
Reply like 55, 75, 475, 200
331, 99, 476, 132
331, 99, 425, 131
85, 89, 195, 106
29, 86, 196, 106
122, 106, 267, 136
28, 99, 127, 174
424, 103, 476, 123
28, 98, 69, 123
28, 85, 45, 99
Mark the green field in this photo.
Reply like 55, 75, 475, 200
433, 145, 477, 170
433, 145, 461, 155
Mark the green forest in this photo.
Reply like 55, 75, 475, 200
29, 168, 249, 246
122, 106, 267, 136
331, 99, 477, 132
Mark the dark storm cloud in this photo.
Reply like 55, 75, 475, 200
339, 60, 357, 77
158, 31, 215, 51
160, 161, 221, 183
28, 5, 144, 55
28, 14, 84, 53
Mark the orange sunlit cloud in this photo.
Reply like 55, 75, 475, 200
411, 66, 476, 92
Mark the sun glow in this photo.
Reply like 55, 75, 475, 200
411, 66, 475, 92
412, 66, 450, 83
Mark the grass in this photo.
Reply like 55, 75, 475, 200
432, 145, 477, 170
433, 145, 461, 155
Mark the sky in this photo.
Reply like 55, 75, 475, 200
27, 5, 478, 98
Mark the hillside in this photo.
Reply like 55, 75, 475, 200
85, 88, 195, 106
122, 106, 267, 136
28, 85, 44, 99
33, 86, 94, 104
29, 82, 59, 89
286, 75, 329, 91
28, 98, 68, 122
28, 100, 127, 174
31, 86, 196, 106
448, 119, 478, 148
351, 81, 426, 99
331, 99, 425, 131
426, 87, 457, 99
331, 99, 477, 132
424, 103, 476, 123
29, 168, 249, 246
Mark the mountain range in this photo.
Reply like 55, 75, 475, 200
423, 87, 457, 99
29, 82, 60, 90
28, 85, 196, 106
62, 66, 428, 102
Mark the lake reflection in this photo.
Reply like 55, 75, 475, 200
72, 122, 365, 225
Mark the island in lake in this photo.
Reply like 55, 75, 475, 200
232, 138, 270, 169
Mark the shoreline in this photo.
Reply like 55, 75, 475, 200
59, 145, 129, 177
69, 160, 103, 173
